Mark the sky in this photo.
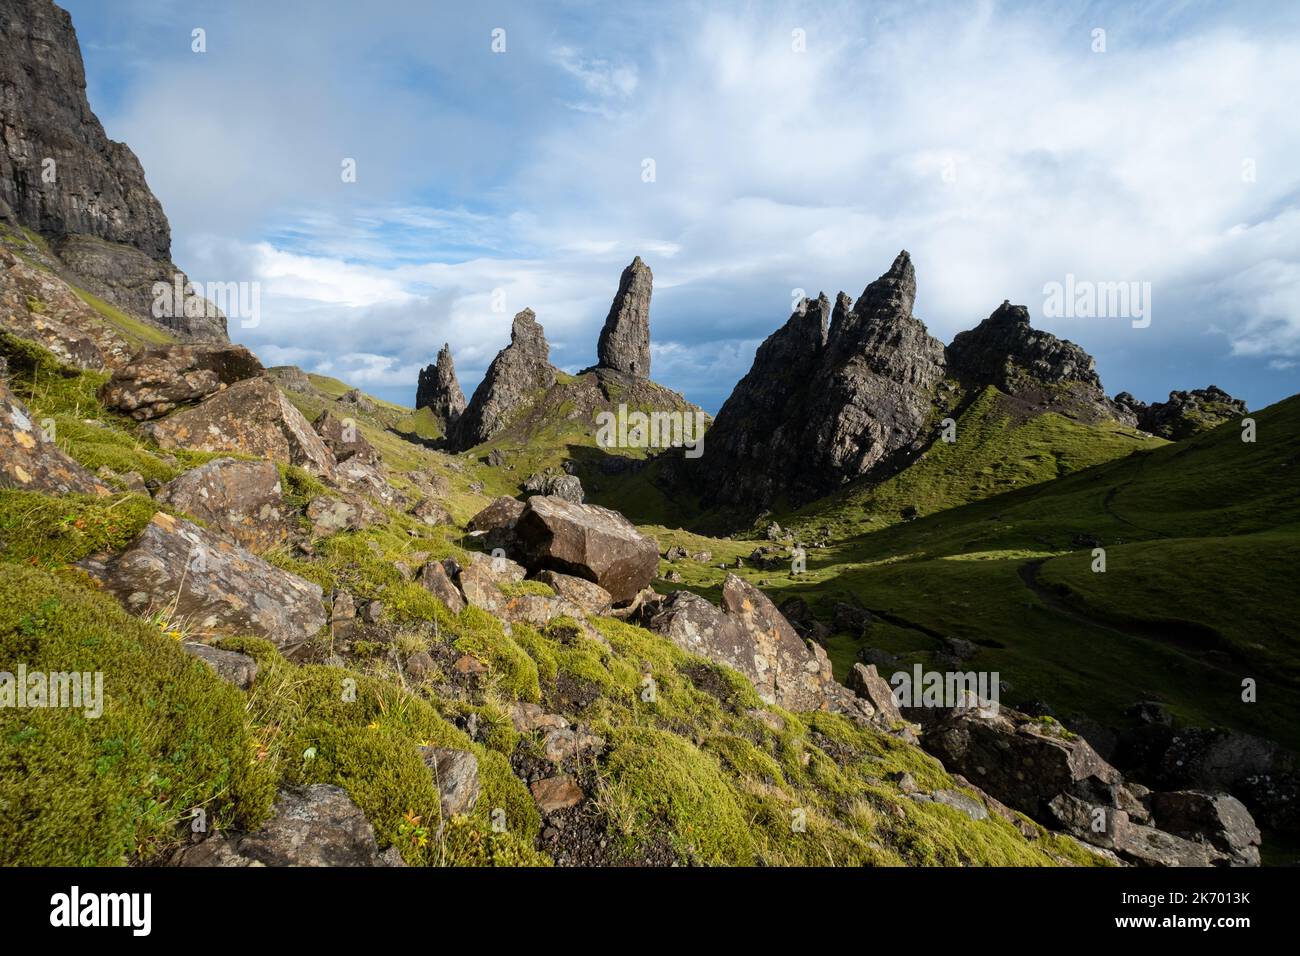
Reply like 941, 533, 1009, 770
60, 0, 1300, 413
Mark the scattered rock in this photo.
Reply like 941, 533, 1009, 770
420, 746, 480, 818
146, 377, 336, 479
417, 560, 465, 614
1, 378, 111, 496
79, 512, 326, 650
532, 569, 614, 616
182, 641, 258, 690
530, 774, 585, 814
155, 457, 289, 551
523, 469, 584, 503
98, 344, 262, 420
512, 495, 659, 602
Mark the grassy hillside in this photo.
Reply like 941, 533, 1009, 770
655, 393, 1300, 753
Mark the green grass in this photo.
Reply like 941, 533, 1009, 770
0, 564, 276, 865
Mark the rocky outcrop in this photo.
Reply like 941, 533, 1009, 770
79, 511, 327, 650
511, 495, 659, 603
146, 376, 336, 479
312, 408, 376, 464
415, 343, 466, 424
917, 703, 1261, 866
946, 300, 1122, 422
595, 256, 652, 378
0, 244, 133, 369
523, 468, 583, 503
699, 252, 946, 510
267, 365, 313, 392
1114, 386, 1247, 440
454, 309, 556, 448
0, 0, 225, 340
1, 375, 110, 496
98, 344, 263, 420
171, 784, 403, 867
155, 457, 289, 552
644, 575, 834, 711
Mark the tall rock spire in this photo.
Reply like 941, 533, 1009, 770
454, 309, 557, 449
415, 343, 466, 424
596, 256, 652, 378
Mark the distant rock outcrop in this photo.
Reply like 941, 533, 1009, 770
1114, 386, 1247, 440
946, 300, 1126, 423
595, 256, 652, 378
454, 309, 557, 448
700, 251, 946, 510
0, 0, 225, 340
415, 343, 466, 424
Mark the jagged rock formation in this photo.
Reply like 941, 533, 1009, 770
595, 256, 652, 378
415, 343, 466, 424
0, 0, 225, 339
701, 251, 946, 510
454, 309, 557, 448
945, 300, 1123, 423
1114, 385, 1247, 440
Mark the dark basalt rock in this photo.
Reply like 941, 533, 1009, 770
700, 251, 946, 511
1114, 385, 1247, 440
416, 342, 466, 425
454, 309, 557, 448
595, 256, 652, 378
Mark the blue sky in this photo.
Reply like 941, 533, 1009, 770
61, 0, 1300, 412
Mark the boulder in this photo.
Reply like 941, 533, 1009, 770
511, 495, 658, 602
1149, 790, 1262, 866
645, 575, 834, 711
99, 344, 263, 420
530, 775, 585, 813
522, 469, 584, 503
182, 641, 258, 690
79, 512, 326, 650
532, 569, 613, 615
146, 377, 336, 478
419, 746, 480, 818
267, 365, 313, 392
1, 378, 111, 496
466, 495, 525, 551
411, 497, 453, 526
417, 560, 465, 614
312, 408, 376, 463
306, 493, 381, 538
155, 457, 289, 551
172, 785, 403, 867
847, 662, 903, 726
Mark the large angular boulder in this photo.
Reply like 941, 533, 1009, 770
155, 457, 289, 551
171, 785, 403, 866
312, 408, 376, 464
79, 512, 326, 650
1, 378, 111, 496
511, 495, 658, 603
98, 344, 263, 420
467, 496, 525, 551
645, 575, 834, 711
145, 377, 335, 478
1149, 790, 1262, 866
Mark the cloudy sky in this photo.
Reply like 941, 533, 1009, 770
62, 0, 1300, 412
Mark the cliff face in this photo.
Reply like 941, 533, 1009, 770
0, 0, 225, 340
0, 0, 169, 258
